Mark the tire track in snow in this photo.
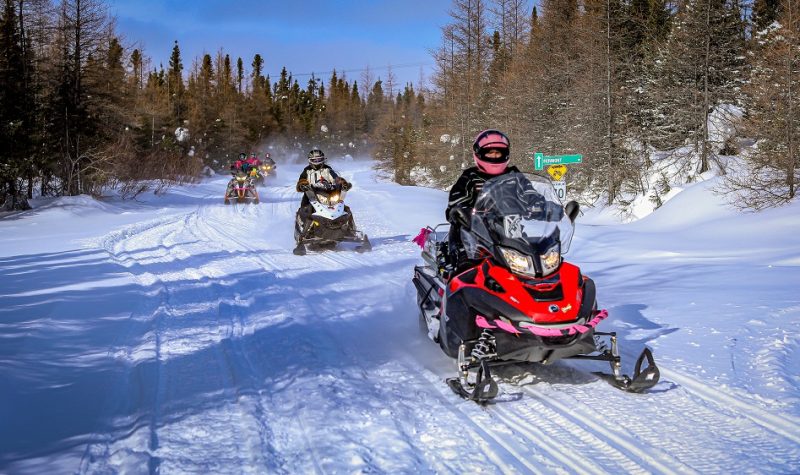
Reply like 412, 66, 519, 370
81, 197, 287, 472
201, 189, 545, 473
78, 212, 194, 472
661, 367, 800, 445
83, 212, 193, 472
519, 384, 697, 474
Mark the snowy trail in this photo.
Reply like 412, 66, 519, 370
2, 160, 799, 473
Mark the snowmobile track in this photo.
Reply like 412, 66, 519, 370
661, 367, 800, 445
519, 384, 697, 474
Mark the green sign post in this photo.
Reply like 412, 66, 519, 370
533, 152, 583, 171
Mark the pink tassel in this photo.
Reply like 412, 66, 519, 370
412, 227, 432, 248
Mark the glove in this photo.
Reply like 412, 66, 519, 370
337, 178, 352, 191
448, 207, 471, 227
297, 179, 310, 192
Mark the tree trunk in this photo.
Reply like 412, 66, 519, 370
788, 0, 796, 198
606, 0, 614, 205
700, 0, 712, 174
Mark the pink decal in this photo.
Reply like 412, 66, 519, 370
495, 319, 521, 334
412, 228, 432, 248
573, 325, 589, 334
476, 315, 497, 329
474, 309, 610, 337
524, 309, 609, 337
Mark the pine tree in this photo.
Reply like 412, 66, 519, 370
236, 56, 243, 94
168, 40, 186, 125
0, 0, 31, 209
251, 53, 263, 90
728, 0, 799, 208
655, 0, 747, 173
752, 0, 781, 31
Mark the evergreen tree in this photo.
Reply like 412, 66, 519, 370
654, 0, 747, 173
752, 0, 781, 31
0, 0, 31, 209
236, 56, 243, 94
728, 0, 799, 208
168, 40, 186, 125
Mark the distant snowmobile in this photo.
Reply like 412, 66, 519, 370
412, 173, 659, 403
224, 170, 259, 205
293, 182, 371, 255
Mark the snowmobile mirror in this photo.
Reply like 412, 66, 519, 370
449, 207, 471, 229
565, 200, 580, 223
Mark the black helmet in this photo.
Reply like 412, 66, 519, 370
238, 152, 247, 160
308, 149, 326, 166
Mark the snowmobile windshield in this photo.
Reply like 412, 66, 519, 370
469, 173, 575, 254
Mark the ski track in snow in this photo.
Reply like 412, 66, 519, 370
2, 162, 799, 474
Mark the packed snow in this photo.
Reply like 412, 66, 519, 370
1, 158, 799, 473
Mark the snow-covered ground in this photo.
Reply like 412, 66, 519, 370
1, 159, 799, 473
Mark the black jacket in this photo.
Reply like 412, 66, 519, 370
445, 165, 520, 223
296, 164, 340, 191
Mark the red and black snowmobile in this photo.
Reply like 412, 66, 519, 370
412, 173, 659, 403
224, 169, 260, 205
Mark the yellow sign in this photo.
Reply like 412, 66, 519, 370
546, 165, 568, 181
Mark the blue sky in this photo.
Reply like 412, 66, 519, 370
108, 0, 452, 91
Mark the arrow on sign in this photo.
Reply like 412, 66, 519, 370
533, 152, 583, 170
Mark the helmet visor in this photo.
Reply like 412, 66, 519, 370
478, 147, 510, 164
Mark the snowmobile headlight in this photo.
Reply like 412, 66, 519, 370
317, 194, 329, 206
499, 247, 536, 277
540, 245, 561, 276
329, 192, 340, 204
236, 176, 246, 182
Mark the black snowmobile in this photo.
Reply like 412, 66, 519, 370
293, 182, 371, 255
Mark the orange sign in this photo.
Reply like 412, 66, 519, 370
546, 165, 567, 181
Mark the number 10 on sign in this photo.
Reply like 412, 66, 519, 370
552, 179, 566, 201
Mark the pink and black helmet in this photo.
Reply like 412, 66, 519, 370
472, 129, 510, 174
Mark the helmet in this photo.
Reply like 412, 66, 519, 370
250, 152, 257, 158
308, 149, 326, 166
472, 129, 510, 175
238, 152, 247, 160
264, 152, 271, 159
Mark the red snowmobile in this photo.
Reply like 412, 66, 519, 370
224, 169, 260, 205
412, 173, 659, 403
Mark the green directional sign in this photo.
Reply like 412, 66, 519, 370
533, 152, 583, 170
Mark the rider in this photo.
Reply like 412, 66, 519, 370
263, 152, 276, 168
231, 152, 247, 172
296, 149, 351, 207
247, 152, 261, 168
226, 152, 250, 197
445, 129, 520, 271
295, 149, 352, 236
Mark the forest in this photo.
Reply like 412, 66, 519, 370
0, 0, 797, 210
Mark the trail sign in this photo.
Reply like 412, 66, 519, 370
546, 164, 568, 181
552, 179, 567, 201
533, 152, 583, 171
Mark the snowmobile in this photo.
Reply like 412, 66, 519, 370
293, 181, 371, 255
253, 162, 276, 185
259, 161, 276, 179
412, 173, 659, 403
224, 170, 260, 204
